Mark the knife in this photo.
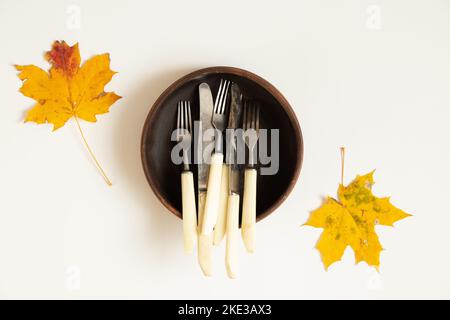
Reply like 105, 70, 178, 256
197, 83, 214, 276
225, 83, 243, 279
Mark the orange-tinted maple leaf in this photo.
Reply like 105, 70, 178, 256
15, 40, 121, 130
15, 41, 121, 185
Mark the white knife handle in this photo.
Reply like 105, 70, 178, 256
197, 191, 213, 276
181, 171, 197, 254
202, 152, 223, 235
226, 193, 239, 279
242, 168, 257, 253
213, 165, 229, 245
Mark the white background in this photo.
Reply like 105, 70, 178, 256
0, 0, 449, 299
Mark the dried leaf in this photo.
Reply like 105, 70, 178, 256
15, 40, 121, 130
15, 41, 121, 185
304, 171, 411, 270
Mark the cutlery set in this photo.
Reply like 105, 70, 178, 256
176, 80, 260, 278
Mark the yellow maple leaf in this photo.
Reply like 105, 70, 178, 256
305, 171, 411, 270
16, 40, 121, 130
15, 41, 121, 185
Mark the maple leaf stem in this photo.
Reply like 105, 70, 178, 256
74, 116, 112, 186
340, 147, 345, 185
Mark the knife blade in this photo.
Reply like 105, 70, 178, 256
197, 82, 214, 276
225, 83, 242, 278
197, 83, 214, 193
227, 83, 243, 194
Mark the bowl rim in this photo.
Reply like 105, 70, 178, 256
141, 66, 304, 222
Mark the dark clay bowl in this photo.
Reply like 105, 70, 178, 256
141, 67, 303, 222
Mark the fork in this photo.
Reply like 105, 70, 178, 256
176, 101, 197, 254
242, 99, 260, 253
202, 79, 231, 235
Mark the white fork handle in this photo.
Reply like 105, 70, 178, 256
181, 171, 197, 254
226, 193, 239, 279
197, 191, 213, 276
202, 153, 223, 235
213, 165, 229, 245
242, 168, 257, 253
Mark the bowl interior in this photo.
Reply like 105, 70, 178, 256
142, 68, 302, 222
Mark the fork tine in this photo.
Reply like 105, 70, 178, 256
243, 99, 248, 130
182, 101, 186, 131
184, 101, 189, 131
177, 102, 180, 129
214, 80, 224, 113
181, 101, 185, 130
246, 100, 251, 130
217, 79, 230, 114
187, 101, 192, 132
177, 102, 181, 130
255, 103, 260, 131
220, 80, 230, 114
216, 80, 225, 114
247, 101, 253, 129
183, 101, 185, 130
225, 81, 231, 113
252, 102, 257, 130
